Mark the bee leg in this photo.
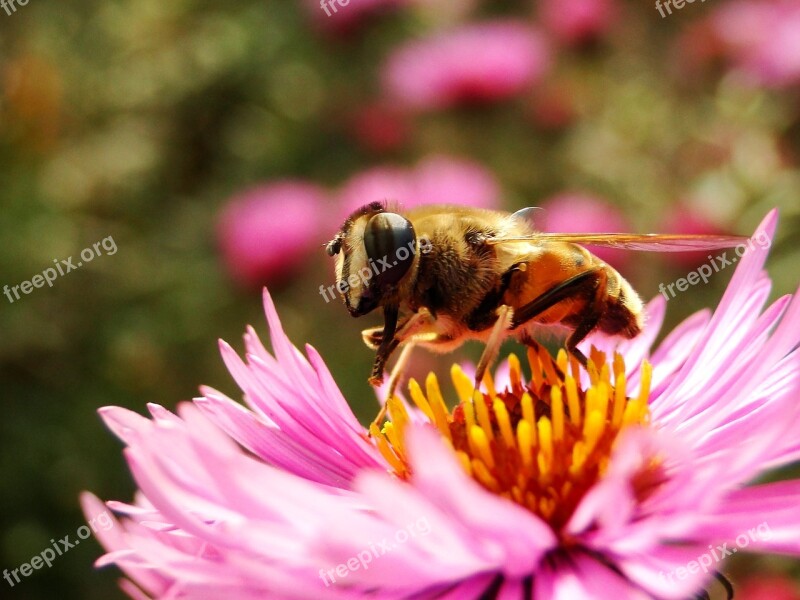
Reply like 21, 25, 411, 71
387, 341, 416, 399
369, 341, 417, 432
564, 314, 600, 367
474, 305, 514, 389
369, 304, 400, 386
361, 326, 384, 351
363, 313, 420, 350
369, 340, 400, 386
564, 274, 609, 367
368, 308, 435, 386
510, 268, 606, 366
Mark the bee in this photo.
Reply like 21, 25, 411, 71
326, 202, 748, 392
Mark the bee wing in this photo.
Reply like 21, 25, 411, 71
487, 232, 751, 252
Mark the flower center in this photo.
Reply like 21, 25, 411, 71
371, 345, 653, 533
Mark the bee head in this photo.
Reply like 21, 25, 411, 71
326, 202, 418, 316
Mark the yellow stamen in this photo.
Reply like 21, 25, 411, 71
463, 398, 476, 431
596, 381, 609, 420
426, 373, 452, 442
612, 370, 627, 428
508, 353, 522, 389
638, 361, 653, 405
551, 386, 565, 442
613, 352, 625, 379
585, 386, 598, 416
472, 459, 500, 492
587, 359, 599, 386
386, 396, 409, 441
565, 374, 581, 427
469, 425, 495, 469
537, 416, 553, 477
451, 364, 474, 404
381, 420, 403, 454
556, 349, 569, 375
521, 392, 535, 428
539, 346, 560, 385
456, 450, 473, 476
408, 378, 435, 422
570, 355, 581, 382
493, 399, 516, 449
527, 347, 544, 391
517, 419, 534, 470
583, 410, 605, 456
473, 390, 494, 442
370, 424, 406, 474
483, 370, 497, 401
374, 343, 659, 534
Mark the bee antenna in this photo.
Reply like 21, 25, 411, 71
511, 207, 545, 228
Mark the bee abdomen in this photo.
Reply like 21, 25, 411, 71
598, 278, 644, 338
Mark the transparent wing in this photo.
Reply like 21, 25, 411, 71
486, 232, 750, 252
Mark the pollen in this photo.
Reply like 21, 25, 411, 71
372, 345, 655, 532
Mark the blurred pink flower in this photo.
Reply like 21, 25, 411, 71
350, 101, 411, 153
739, 575, 800, 600
662, 204, 731, 268
383, 20, 551, 111
710, 0, 800, 87
304, 0, 408, 33
216, 181, 327, 288
674, 20, 728, 79
84, 211, 800, 598
537, 192, 631, 267
539, 0, 618, 46
336, 155, 501, 218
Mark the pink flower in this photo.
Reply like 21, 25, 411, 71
216, 181, 327, 287
85, 211, 800, 599
537, 192, 632, 267
383, 20, 551, 111
349, 102, 410, 153
304, 0, 408, 33
710, 0, 800, 87
539, 0, 618, 46
335, 155, 502, 219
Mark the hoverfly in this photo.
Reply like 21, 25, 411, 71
326, 202, 747, 393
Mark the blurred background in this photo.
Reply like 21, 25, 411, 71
1, 0, 799, 598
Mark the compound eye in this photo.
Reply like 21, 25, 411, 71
363, 213, 416, 287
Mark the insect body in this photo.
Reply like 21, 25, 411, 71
326, 202, 747, 389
